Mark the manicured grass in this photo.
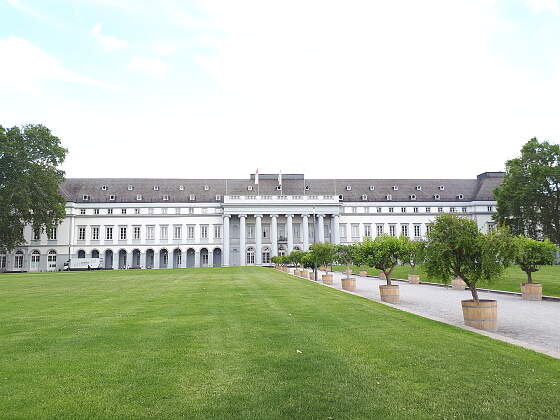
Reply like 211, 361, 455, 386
333, 264, 560, 296
1, 268, 559, 419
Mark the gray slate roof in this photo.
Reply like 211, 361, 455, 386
61, 172, 504, 203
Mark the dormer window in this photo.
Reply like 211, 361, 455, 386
410, 194, 417, 200
457, 194, 464, 199
163, 195, 169, 201
109, 194, 116, 201
369, 185, 375, 191
305, 185, 310, 191
386, 194, 393, 200
276, 185, 282, 191
82, 194, 90, 201
127, 185, 133, 191
136, 194, 142, 201
204, 185, 209, 191
179, 185, 184, 191
434, 194, 441, 200
361, 194, 368, 200
416, 185, 422, 191
338, 194, 344, 200
101, 185, 107, 191
345, 185, 351, 191
153, 186, 159, 191
189, 194, 195, 201
392, 185, 398, 191
438, 185, 445, 191
247, 186, 253, 191
215, 195, 222, 201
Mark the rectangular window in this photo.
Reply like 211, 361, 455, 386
262, 224, 270, 239
94, 208, 100, 215
414, 224, 421, 237
278, 224, 286, 240
33, 228, 40, 240
247, 223, 255, 239
364, 224, 371, 237
487, 223, 496, 233
377, 207, 382, 213
389, 224, 396, 237
121, 208, 126, 215
376, 224, 384, 236
147, 225, 155, 240
174, 225, 182, 240
135, 208, 140, 215
107, 209, 113, 215
214, 225, 222, 239
413, 207, 419, 213
389, 207, 394, 213
462, 207, 468, 213
134, 226, 141, 240
48, 227, 57, 240
106, 227, 113, 240
352, 207, 357, 213
450, 207, 456, 213
80, 209, 86, 215
401, 224, 409, 237
0, 255, 5, 269
438, 207, 443, 213
351, 224, 359, 238
78, 227, 86, 240
340, 224, 347, 239
187, 225, 195, 240
120, 227, 127, 240
425, 207, 431, 213
148, 208, 154, 215
293, 223, 301, 240
92, 226, 99, 240
426, 224, 432, 234
189, 208, 194, 214
175, 208, 181, 214
161, 208, 168, 215
202, 252, 209, 265
487, 206, 493, 212
401, 207, 406, 213
160, 226, 168, 240
201, 225, 208, 239
15, 254, 23, 269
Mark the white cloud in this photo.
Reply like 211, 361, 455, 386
90, 23, 128, 51
526, 0, 560, 14
0, 36, 119, 93
128, 56, 167, 77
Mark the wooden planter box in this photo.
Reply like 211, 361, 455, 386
341, 277, 356, 291
521, 283, 542, 301
461, 299, 497, 331
452, 278, 467, 290
300, 270, 308, 278
359, 270, 368, 277
379, 284, 400, 304
408, 274, 420, 284
322, 274, 334, 285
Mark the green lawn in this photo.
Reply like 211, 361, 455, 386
333, 264, 560, 296
1, 268, 559, 419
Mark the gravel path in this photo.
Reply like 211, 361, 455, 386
306, 269, 560, 358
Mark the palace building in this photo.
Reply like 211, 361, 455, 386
0, 172, 504, 272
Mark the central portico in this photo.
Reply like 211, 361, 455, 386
222, 195, 341, 266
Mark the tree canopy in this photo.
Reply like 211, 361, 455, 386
309, 243, 336, 272
335, 244, 357, 279
0, 124, 67, 251
424, 214, 512, 302
512, 236, 557, 284
354, 235, 408, 285
494, 138, 560, 244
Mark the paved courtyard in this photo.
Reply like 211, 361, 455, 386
310, 270, 560, 358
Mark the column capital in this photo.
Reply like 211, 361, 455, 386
254, 214, 263, 218
238, 214, 247, 219
301, 214, 310, 218
285, 214, 293, 218
223, 214, 231, 219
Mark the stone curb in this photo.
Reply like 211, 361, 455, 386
282, 269, 560, 360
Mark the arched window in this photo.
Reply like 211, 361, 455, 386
91, 249, 100, 259
246, 247, 255, 265
278, 245, 286, 257
262, 247, 271, 264
78, 250, 86, 258
15, 250, 24, 269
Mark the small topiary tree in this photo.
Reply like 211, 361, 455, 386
355, 235, 408, 285
424, 214, 512, 303
335, 244, 357, 279
288, 250, 305, 268
402, 237, 426, 274
512, 236, 557, 284
309, 243, 336, 273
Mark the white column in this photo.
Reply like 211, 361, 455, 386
255, 215, 262, 265
239, 215, 246, 266
271, 215, 278, 257
208, 249, 214, 267
286, 214, 293, 253
223, 215, 230, 266
180, 250, 187, 268
140, 251, 146, 269
112, 250, 119, 270
195, 249, 201, 267
318, 215, 325, 242
154, 250, 160, 269
302, 214, 309, 251
333, 215, 340, 244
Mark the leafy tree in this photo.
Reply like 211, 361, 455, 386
355, 235, 408, 286
309, 243, 336, 273
494, 138, 560, 244
335, 244, 357, 279
0, 124, 67, 251
424, 214, 512, 303
512, 236, 557, 284
286, 250, 304, 267
401, 237, 426, 274
301, 252, 315, 269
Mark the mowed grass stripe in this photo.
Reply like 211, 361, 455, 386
0, 267, 559, 419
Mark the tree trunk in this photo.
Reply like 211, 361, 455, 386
527, 271, 533, 284
468, 282, 479, 303
385, 271, 392, 286
346, 264, 350, 279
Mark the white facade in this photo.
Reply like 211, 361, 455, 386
0, 173, 501, 272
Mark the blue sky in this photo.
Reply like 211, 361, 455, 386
1, 0, 559, 179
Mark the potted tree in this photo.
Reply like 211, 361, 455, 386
336, 244, 357, 291
424, 214, 512, 331
355, 235, 407, 303
309, 243, 336, 285
402, 237, 426, 284
513, 236, 556, 300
